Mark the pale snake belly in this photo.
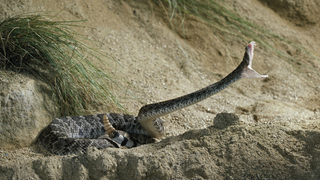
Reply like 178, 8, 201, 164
38, 41, 268, 155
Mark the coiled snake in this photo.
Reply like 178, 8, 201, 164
38, 41, 268, 155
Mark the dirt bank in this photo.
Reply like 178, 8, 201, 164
0, 0, 320, 179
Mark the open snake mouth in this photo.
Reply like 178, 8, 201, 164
241, 41, 268, 79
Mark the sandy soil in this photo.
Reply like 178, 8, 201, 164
0, 0, 320, 179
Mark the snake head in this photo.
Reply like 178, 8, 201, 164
241, 41, 268, 79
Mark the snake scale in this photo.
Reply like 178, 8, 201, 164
38, 41, 268, 155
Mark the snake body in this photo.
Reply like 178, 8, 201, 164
39, 113, 162, 155
38, 41, 267, 155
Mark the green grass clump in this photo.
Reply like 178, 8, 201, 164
0, 14, 125, 116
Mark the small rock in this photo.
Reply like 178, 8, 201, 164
213, 113, 240, 129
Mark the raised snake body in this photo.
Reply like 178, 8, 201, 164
38, 41, 268, 155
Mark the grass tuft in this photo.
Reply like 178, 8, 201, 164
0, 14, 126, 116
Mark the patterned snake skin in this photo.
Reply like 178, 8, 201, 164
38, 41, 268, 155
38, 113, 163, 155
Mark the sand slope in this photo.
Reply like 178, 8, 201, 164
0, 0, 320, 179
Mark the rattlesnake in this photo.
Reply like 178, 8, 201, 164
38, 41, 268, 155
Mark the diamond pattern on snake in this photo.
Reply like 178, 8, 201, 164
38, 41, 268, 155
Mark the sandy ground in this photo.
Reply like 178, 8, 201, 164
0, 0, 320, 179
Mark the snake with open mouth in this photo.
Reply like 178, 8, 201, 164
38, 41, 268, 155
